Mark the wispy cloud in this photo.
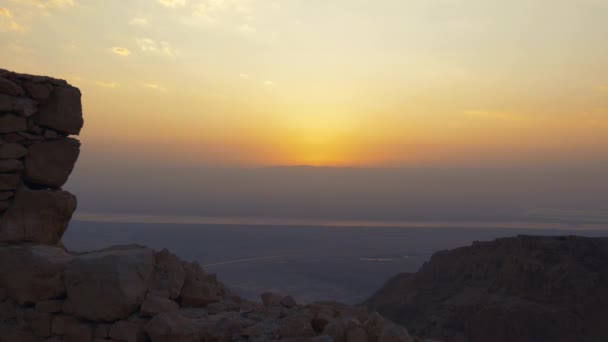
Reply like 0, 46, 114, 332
463, 110, 525, 122
239, 73, 249, 79
96, 81, 119, 88
157, 0, 186, 8
143, 83, 167, 92
129, 17, 148, 27
264, 80, 275, 87
136, 38, 176, 57
0, 7, 25, 32
11, 0, 75, 9
111, 46, 131, 56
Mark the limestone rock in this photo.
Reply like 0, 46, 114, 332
179, 261, 225, 307
148, 249, 186, 299
261, 291, 283, 307
35, 86, 83, 134
109, 319, 144, 342
52, 315, 93, 341
0, 159, 23, 172
140, 296, 180, 317
64, 246, 155, 321
0, 187, 77, 244
0, 174, 20, 191
0, 245, 72, 305
22, 81, 53, 102
0, 113, 27, 133
0, 77, 24, 96
24, 138, 80, 188
0, 94, 38, 116
144, 311, 200, 342
0, 143, 27, 159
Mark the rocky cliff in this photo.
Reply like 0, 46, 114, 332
0, 69, 415, 342
366, 235, 608, 342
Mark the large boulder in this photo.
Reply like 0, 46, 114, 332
0, 186, 77, 244
144, 311, 201, 342
24, 138, 81, 188
64, 245, 155, 321
0, 143, 27, 159
0, 113, 27, 133
34, 86, 83, 134
0, 245, 72, 305
179, 261, 225, 307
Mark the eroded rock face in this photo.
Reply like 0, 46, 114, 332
0, 245, 72, 305
0, 186, 76, 244
64, 246, 155, 321
0, 68, 82, 243
366, 235, 608, 342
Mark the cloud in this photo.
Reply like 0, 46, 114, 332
157, 0, 186, 8
0, 7, 25, 32
129, 17, 148, 26
111, 46, 131, 56
136, 38, 176, 57
11, 0, 75, 9
96, 81, 119, 88
239, 73, 249, 79
264, 80, 275, 87
143, 83, 167, 92
597, 85, 608, 93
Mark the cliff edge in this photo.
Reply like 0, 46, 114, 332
365, 235, 608, 342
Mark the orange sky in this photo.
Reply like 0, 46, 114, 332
1, 0, 607, 167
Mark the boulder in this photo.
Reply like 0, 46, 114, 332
0, 113, 27, 133
148, 249, 186, 299
52, 315, 93, 341
322, 319, 346, 342
0, 143, 27, 159
0, 187, 77, 244
34, 86, 83, 134
0, 191, 13, 200
0, 94, 38, 116
0, 159, 23, 172
140, 296, 180, 317
22, 81, 53, 102
64, 246, 155, 321
261, 291, 283, 307
179, 261, 224, 307
0, 174, 20, 191
109, 319, 144, 342
24, 138, 80, 188
0, 245, 72, 305
0, 77, 24, 96
144, 311, 200, 342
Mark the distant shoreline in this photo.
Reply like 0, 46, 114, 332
73, 212, 608, 231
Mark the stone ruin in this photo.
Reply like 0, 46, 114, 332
0, 69, 416, 342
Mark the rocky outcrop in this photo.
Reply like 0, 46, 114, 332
0, 69, 415, 341
365, 235, 608, 342
0, 69, 81, 245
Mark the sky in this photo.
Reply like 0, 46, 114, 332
1, 0, 607, 168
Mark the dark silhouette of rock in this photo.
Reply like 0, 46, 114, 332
366, 235, 608, 342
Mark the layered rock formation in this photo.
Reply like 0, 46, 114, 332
366, 235, 608, 342
0, 69, 415, 342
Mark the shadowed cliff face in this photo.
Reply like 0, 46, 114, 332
0, 69, 82, 245
366, 235, 608, 342
0, 70, 416, 342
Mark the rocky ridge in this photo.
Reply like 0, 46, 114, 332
366, 235, 608, 342
0, 69, 416, 342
